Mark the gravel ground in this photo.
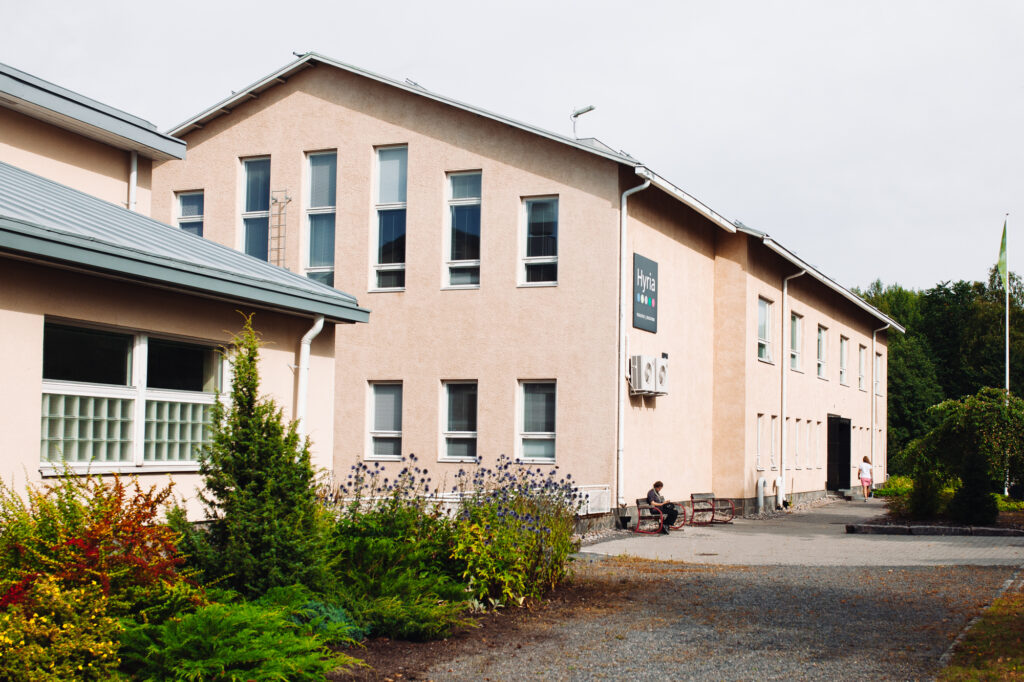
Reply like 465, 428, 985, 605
418, 558, 1013, 681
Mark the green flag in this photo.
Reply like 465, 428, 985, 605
998, 220, 1008, 290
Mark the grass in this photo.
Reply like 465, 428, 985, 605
941, 591, 1024, 680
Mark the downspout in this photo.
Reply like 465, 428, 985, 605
779, 269, 806, 507
296, 315, 325, 440
870, 324, 889, 477
128, 151, 138, 212
616, 175, 651, 506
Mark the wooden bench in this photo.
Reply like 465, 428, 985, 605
689, 493, 735, 525
633, 498, 687, 534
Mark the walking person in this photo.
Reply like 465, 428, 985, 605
647, 481, 679, 533
858, 456, 873, 501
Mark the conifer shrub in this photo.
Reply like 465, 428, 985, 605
177, 315, 329, 598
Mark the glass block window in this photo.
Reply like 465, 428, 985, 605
40, 322, 220, 472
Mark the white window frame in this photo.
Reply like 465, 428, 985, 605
441, 381, 478, 462
858, 345, 867, 390
372, 145, 408, 291
177, 191, 204, 237
519, 196, 559, 286
816, 325, 828, 379
306, 151, 337, 286
518, 380, 557, 463
770, 415, 778, 469
241, 157, 271, 260
757, 297, 773, 362
39, 321, 223, 476
839, 336, 849, 385
794, 418, 801, 469
874, 353, 883, 395
367, 382, 402, 462
789, 312, 802, 371
444, 171, 482, 289
816, 420, 823, 468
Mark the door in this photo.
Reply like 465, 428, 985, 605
827, 414, 851, 490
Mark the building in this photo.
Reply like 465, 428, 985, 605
0, 62, 368, 503
148, 52, 901, 514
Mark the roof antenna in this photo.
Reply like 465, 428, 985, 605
570, 105, 595, 138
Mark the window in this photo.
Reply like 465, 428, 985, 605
443, 382, 477, 460
369, 383, 402, 459
446, 172, 481, 287
770, 415, 778, 468
858, 345, 867, 390
177, 192, 204, 237
242, 158, 271, 260
839, 336, 849, 384
522, 197, 558, 284
784, 417, 790, 468
756, 413, 764, 469
374, 146, 407, 289
816, 325, 828, 379
306, 152, 337, 287
757, 298, 772, 361
520, 381, 556, 461
815, 420, 822, 468
794, 419, 800, 468
40, 322, 220, 471
789, 312, 802, 370
874, 353, 883, 395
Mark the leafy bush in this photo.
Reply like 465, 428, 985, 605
0, 575, 121, 681
0, 473, 202, 620
872, 475, 913, 498
450, 455, 581, 608
997, 495, 1024, 512
183, 315, 329, 598
118, 600, 362, 681
255, 584, 366, 645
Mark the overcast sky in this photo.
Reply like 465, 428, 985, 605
6, 0, 1022, 292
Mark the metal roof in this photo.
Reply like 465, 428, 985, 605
733, 222, 904, 333
0, 62, 186, 161
0, 161, 368, 324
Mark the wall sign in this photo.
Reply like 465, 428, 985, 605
633, 253, 658, 333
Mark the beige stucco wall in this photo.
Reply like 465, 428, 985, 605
622, 184, 719, 503
741, 240, 889, 500
0, 107, 152, 214
0, 257, 335, 515
152, 66, 622, 496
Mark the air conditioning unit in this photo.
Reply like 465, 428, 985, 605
654, 356, 669, 395
629, 355, 656, 394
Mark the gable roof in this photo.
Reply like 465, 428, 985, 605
0, 160, 368, 324
0, 61, 186, 161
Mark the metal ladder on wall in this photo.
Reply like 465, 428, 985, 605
270, 190, 291, 269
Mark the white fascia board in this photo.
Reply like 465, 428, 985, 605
761, 238, 905, 334
633, 166, 736, 234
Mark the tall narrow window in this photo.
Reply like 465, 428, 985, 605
757, 298, 772, 361
814, 420, 821, 468
242, 158, 270, 260
520, 381, 556, 461
770, 415, 778, 468
858, 345, 867, 390
522, 197, 558, 284
816, 325, 828, 378
307, 152, 337, 286
447, 172, 481, 287
370, 383, 402, 459
839, 336, 849, 384
790, 313, 802, 370
874, 353, 883, 395
784, 417, 791, 468
375, 147, 407, 289
177, 192, 204, 237
756, 413, 764, 469
794, 419, 801, 468
443, 382, 477, 460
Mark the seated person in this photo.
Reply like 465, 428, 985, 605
646, 481, 679, 533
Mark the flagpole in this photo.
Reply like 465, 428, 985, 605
1002, 216, 1010, 495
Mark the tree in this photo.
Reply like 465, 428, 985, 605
188, 315, 327, 597
913, 387, 1024, 524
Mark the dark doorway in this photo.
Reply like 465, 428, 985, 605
827, 414, 852, 490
